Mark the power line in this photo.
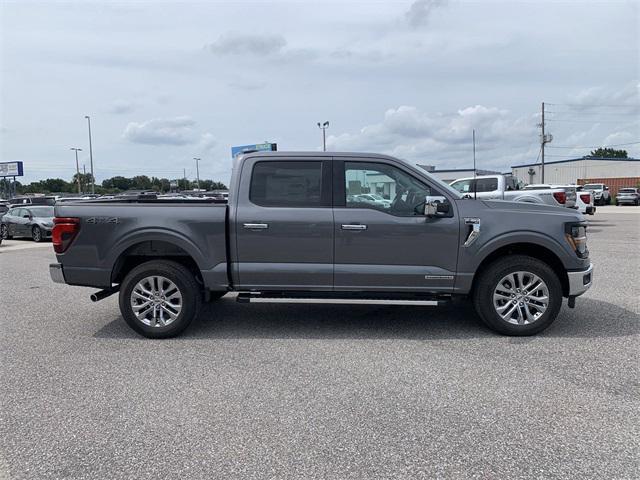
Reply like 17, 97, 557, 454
548, 141, 640, 150
546, 102, 640, 108
546, 111, 639, 116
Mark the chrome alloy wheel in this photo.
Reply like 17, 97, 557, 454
131, 275, 183, 327
493, 271, 549, 325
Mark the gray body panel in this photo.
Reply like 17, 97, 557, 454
52, 151, 589, 297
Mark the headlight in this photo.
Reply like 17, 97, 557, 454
565, 223, 588, 258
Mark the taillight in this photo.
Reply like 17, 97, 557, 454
52, 217, 80, 253
553, 191, 566, 204
580, 194, 591, 204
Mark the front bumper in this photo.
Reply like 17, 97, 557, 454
567, 263, 593, 297
49, 263, 66, 284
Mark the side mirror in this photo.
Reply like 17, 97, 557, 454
424, 197, 451, 217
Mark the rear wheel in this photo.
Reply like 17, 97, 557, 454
32, 226, 42, 242
119, 260, 202, 338
1, 224, 11, 240
472, 255, 563, 336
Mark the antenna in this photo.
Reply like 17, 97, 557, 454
473, 129, 477, 200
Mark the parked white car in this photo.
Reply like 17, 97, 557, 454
581, 183, 611, 205
450, 175, 576, 208
575, 187, 596, 215
356, 193, 392, 208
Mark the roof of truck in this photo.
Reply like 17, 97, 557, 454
240, 151, 397, 160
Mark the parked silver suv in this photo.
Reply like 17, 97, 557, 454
616, 187, 640, 206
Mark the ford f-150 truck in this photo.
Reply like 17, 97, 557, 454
50, 152, 593, 338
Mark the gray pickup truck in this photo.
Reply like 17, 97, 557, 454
50, 152, 593, 338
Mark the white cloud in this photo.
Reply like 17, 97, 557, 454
327, 105, 537, 169
568, 82, 639, 108
123, 116, 197, 145
207, 32, 286, 56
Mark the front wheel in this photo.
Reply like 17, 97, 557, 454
119, 260, 202, 338
32, 226, 42, 242
472, 255, 563, 335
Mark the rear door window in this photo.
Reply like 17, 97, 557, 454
475, 178, 498, 192
250, 161, 324, 207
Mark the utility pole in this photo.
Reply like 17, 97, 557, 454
539, 102, 553, 183
193, 158, 201, 190
84, 116, 95, 194
472, 129, 477, 200
317, 121, 329, 151
70, 148, 83, 194
183, 168, 187, 191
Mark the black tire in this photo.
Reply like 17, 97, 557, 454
616, 202, 619, 206
118, 260, 202, 338
472, 255, 563, 336
32, 225, 42, 242
1, 224, 11, 240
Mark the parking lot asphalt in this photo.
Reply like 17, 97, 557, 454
1, 208, 639, 479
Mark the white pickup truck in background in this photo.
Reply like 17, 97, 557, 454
449, 175, 576, 208
525, 184, 595, 215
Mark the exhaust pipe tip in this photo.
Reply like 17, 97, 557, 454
90, 286, 119, 302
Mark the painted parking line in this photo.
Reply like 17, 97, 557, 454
0, 241, 53, 252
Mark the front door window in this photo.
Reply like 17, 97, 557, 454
345, 162, 447, 216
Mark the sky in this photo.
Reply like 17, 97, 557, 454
1, 0, 638, 186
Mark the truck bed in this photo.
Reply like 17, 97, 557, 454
53, 199, 229, 290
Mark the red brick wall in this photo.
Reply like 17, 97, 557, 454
578, 177, 640, 197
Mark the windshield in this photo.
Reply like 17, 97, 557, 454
618, 188, 636, 193
582, 184, 602, 191
400, 162, 462, 199
28, 206, 54, 217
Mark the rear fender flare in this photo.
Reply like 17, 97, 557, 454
106, 229, 209, 272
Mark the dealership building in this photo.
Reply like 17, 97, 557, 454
511, 157, 640, 195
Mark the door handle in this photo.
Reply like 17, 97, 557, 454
243, 223, 269, 230
341, 224, 367, 230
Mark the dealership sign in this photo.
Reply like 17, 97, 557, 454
0, 161, 24, 177
231, 142, 277, 159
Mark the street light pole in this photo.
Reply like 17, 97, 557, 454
84, 116, 95, 194
70, 148, 83, 194
193, 158, 201, 190
317, 121, 329, 151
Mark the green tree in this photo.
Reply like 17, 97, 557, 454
131, 175, 152, 190
102, 176, 132, 191
588, 148, 628, 158
71, 173, 95, 193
